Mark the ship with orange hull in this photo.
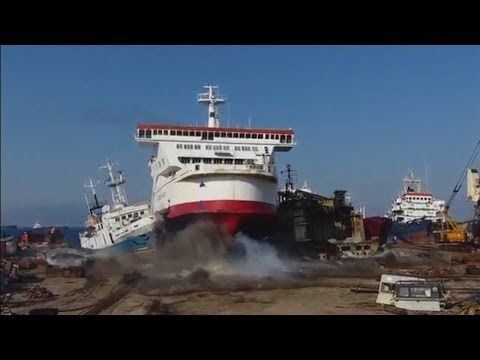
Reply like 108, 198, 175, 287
136, 85, 295, 237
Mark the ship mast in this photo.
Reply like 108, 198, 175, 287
83, 191, 90, 213
403, 169, 422, 192
197, 84, 226, 128
100, 160, 128, 206
84, 178, 101, 213
281, 164, 297, 192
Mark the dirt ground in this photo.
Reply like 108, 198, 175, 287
117, 278, 389, 315
3, 251, 479, 315
3, 274, 389, 315
2, 229, 480, 315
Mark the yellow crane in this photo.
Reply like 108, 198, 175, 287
436, 140, 480, 243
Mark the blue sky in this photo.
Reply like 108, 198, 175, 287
1, 45, 479, 226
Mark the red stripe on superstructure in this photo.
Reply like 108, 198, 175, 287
167, 200, 276, 219
137, 123, 294, 135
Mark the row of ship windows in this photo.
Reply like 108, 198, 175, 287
176, 144, 259, 152
178, 157, 255, 165
416, 202, 434, 205
176, 144, 201, 149
113, 210, 145, 222
398, 208, 436, 212
402, 206, 435, 209
404, 197, 431, 201
139, 129, 293, 143
405, 211, 435, 216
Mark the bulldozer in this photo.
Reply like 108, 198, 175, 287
434, 140, 480, 243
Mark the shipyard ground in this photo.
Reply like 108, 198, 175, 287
2, 246, 479, 315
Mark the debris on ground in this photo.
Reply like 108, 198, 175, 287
350, 285, 378, 293
1, 292, 13, 304
421, 266, 454, 277
1, 308, 13, 315
1, 293, 14, 315
25, 286, 53, 299
457, 295, 480, 315
466, 261, 480, 275
65, 277, 107, 297
1, 233, 478, 315
62, 267, 85, 278
81, 286, 129, 315
33, 264, 86, 278
78, 272, 143, 315
146, 299, 176, 315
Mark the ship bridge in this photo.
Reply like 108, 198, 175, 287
135, 124, 295, 151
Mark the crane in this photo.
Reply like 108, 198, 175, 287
436, 140, 480, 243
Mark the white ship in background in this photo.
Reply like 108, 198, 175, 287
79, 160, 155, 254
136, 84, 295, 237
387, 170, 445, 223
467, 168, 480, 204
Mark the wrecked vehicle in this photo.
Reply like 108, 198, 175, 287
376, 274, 449, 312
393, 281, 449, 312
376, 274, 426, 306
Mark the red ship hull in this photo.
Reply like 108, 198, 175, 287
166, 200, 277, 236
363, 216, 393, 244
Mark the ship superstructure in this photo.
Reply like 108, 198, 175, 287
388, 170, 445, 223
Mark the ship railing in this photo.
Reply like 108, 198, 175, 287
248, 164, 265, 171
128, 201, 150, 208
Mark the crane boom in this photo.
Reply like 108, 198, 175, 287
445, 140, 480, 210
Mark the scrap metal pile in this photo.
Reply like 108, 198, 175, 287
25, 286, 53, 299
457, 295, 480, 315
